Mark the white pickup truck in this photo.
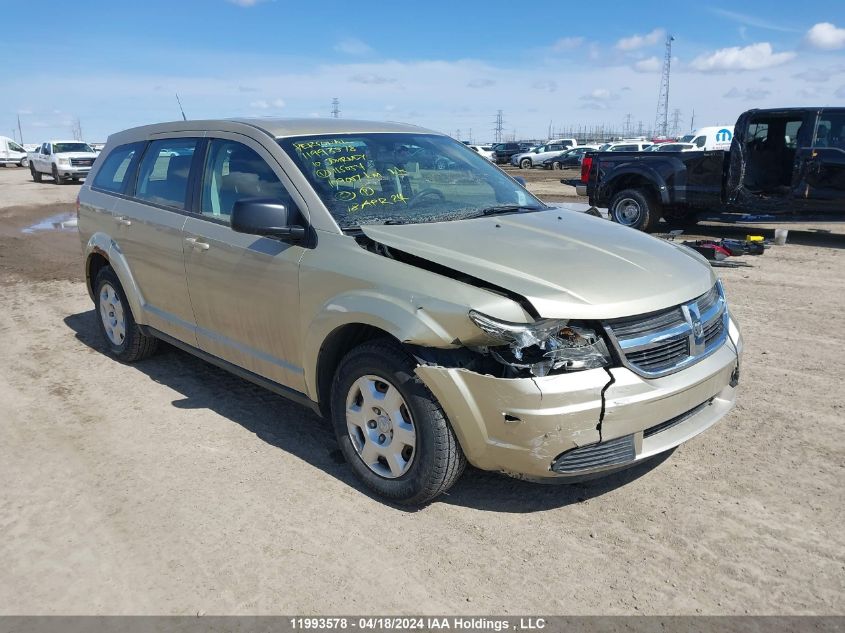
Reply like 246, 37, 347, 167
29, 140, 98, 184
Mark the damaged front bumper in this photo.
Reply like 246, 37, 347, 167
415, 321, 742, 480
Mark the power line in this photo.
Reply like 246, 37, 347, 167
670, 108, 682, 137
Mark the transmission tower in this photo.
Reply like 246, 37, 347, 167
331, 97, 340, 118
624, 113, 632, 137
493, 110, 504, 143
653, 35, 674, 137
670, 108, 682, 137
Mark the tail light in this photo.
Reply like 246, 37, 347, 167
580, 155, 593, 184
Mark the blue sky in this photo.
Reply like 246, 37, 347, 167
2, 0, 844, 143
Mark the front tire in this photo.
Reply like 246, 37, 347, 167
609, 188, 662, 232
30, 164, 42, 182
94, 267, 158, 362
519, 158, 532, 169
330, 340, 466, 505
52, 165, 64, 184
552, 161, 562, 170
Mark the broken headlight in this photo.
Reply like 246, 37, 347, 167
468, 310, 611, 377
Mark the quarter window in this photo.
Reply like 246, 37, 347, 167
135, 139, 199, 209
92, 142, 144, 193
200, 139, 291, 223
815, 112, 845, 149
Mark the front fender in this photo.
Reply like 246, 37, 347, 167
302, 290, 466, 401
84, 232, 145, 324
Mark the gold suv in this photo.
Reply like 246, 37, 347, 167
78, 119, 742, 504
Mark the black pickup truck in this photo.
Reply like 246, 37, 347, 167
577, 107, 845, 231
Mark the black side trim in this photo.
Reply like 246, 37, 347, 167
139, 326, 320, 414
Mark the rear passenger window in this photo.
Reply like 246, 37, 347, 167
200, 139, 292, 223
92, 142, 144, 193
135, 139, 199, 209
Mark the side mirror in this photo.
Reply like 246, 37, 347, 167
231, 198, 306, 241
513, 176, 527, 186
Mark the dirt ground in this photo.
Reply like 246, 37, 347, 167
0, 166, 843, 615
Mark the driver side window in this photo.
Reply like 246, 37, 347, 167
200, 139, 292, 223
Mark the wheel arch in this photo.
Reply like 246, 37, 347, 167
84, 233, 145, 322
603, 167, 668, 205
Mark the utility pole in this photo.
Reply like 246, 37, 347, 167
653, 34, 674, 137
690, 109, 696, 132
493, 110, 504, 143
331, 97, 340, 118
17, 114, 23, 145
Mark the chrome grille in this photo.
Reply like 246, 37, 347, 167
70, 158, 93, 167
605, 281, 729, 378
551, 434, 636, 474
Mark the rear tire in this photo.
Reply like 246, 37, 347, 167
30, 164, 42, 182
609, 188, 662, 232
330, 339, 466, 505
93, 266, 158, 362
519, 158, 532, 169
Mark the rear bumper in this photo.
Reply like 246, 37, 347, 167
416, 319, 742, 480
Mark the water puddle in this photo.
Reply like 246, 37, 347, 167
22, 212, 78, 234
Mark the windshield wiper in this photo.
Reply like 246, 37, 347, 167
471, 204, 544, 218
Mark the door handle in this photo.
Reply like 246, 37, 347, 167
184, 237, 210, 251
115, 216, 132, 226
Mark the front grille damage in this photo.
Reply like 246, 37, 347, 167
359, 235, 730, 475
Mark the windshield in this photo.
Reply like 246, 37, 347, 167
53, 142, 94, 153
679, 134, 694, 143
279, 133, 545, 228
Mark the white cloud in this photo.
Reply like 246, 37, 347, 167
350, 74, 396, 85
723, 87, 772, 100
690, 42, 795, 72
334, 38, 373, 56
249, 98, 284, 109
467, 78, 495, 88
549, 37, 584, 52
707, 8, 798, 33
532, 80, 557, 93
805, 23, 845, 50
616, 28, 665, 51
633, 57, 661, 73
793, 68, 831, 83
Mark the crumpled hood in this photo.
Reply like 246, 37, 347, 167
361, 210, 715, 320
